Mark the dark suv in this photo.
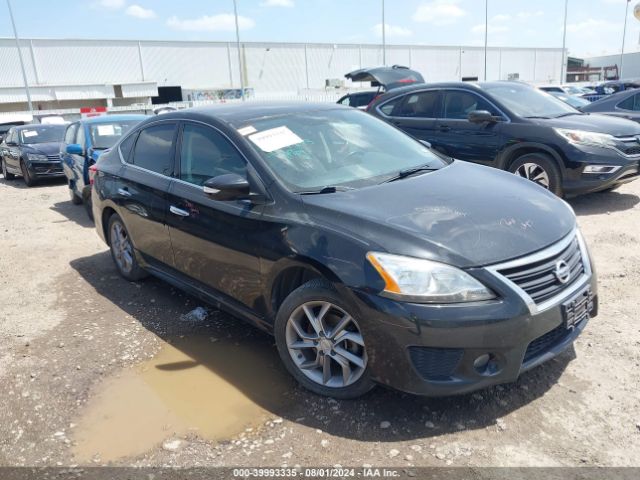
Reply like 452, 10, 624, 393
92, 103, 596, 398
368, 81, 640, 196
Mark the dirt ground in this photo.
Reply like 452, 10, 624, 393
0, 173, 639, 470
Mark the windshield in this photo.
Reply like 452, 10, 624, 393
243, 108, 446, 192
19, 125, 65, 144
89, 121, 140, 149
550, 92, 590, 108
482, 83, 578, 118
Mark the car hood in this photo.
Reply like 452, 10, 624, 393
534, 113, 640, 136
22, 142, 63, 155
345, 66, 425, 91
301, 162, 576, 267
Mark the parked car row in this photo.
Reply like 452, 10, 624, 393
2, 78, 620, 399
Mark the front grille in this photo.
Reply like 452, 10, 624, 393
523, 323, 568, 362
498, 236, 585, 305
409, 346, 463, 381
616, 137, 640, 156
46, 154, 60, 161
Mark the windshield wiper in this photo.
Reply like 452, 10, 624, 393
524, 115, 551, 119
297, 185, 354, 195
554, 112, 584, 118
382, 164, 438, 184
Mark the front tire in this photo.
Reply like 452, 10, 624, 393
20, 160, 36, 187
1, 159, 15, 180
274, 279, 374, 399
107, 213, 147, 281
508, 153, 562, 197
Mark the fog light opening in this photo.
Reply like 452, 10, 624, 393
473, 353, 501, 376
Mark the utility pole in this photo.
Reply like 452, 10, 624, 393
561, 0, 568, 83
484, 0, 488, 81
381, 0, 386, 66
6, 0, 33, 113
232, 0, 245, 101
620, 0, 631, 79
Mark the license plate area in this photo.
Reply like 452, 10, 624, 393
562, 286, 593, 329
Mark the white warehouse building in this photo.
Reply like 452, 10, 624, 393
0, 37, 566, 114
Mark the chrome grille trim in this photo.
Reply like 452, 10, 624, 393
485, 228, 592, 314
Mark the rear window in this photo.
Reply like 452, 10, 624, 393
130, 123, 176, 176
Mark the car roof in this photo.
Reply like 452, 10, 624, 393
81, 114, 148, 124
157, 102, 353, 126
13, 124, 65, 131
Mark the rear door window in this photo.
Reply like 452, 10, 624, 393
395, 91, 439, 118
617, 93, 640, 111
130, 123, 176, 176
442, 91, 497, 120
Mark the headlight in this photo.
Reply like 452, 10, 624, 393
366, 252, 496, 303
554, 128, 616, 149
27, 153, 48, 161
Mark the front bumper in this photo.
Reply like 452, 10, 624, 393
27, 160, 64, 178
345, 268, 597, 397
562, 145, 640, 195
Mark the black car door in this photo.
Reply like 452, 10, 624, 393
165, 121, 263, 308
434, 90, 504, 166
383, 89, 441, 144
116, 121, 176, 267
6, 129, 21, 171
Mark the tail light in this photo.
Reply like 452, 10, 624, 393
365, 95, 381, 112
89, 164, 98, 186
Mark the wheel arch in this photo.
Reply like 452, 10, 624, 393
497, 142, 565, 172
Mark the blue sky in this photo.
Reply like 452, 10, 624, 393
0, 0, 638, 58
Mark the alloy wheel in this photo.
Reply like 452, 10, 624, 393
285, 301, 367, 388
514, 162, 550, 189
110, 221, 134, 274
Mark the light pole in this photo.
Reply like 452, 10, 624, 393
6, 0, 33, 113
483, 0, 488, 81
561, 0, 568, 83
620, 0, 631, 79
381, 0, 386, 66
232, 0, 245, 101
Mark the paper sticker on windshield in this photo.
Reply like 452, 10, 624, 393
97, 125, 115, 136
248, 126, 303, 152
237, 125, 257, 136
22, 130, 38, 137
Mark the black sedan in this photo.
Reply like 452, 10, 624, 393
92, 103, 597, 398
580, 88, 640, 123
1, 124, 66, 186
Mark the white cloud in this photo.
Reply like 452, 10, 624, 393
471, 23, 510, 34
98, 0, 125, 8
412, 0, 466, 26
372, 23, 413, 38
491, 14, 511, 22
516, 10, 544, 20
167, 14, 256, 32
260, 0, 294, 6
566, 18, 618, 34
125, 5, 156, 19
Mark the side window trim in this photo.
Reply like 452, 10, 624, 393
125, 120, 179, 178
440, 89, 509, 122
174, 119, 253, 190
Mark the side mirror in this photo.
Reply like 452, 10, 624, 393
468, 110, 500, 124
419, 140, 432, 149
66, 143, 84, 155
203, 173, 250, 201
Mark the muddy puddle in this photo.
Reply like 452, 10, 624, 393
72, 334, 294, 462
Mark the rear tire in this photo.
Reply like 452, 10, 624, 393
274, 279, 374, 399
508, 153, 562, 197
20, 160, 36, 187
1, 159, 15, 180
107, 213, 147, 281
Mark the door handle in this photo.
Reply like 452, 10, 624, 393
117, 188, 132, 197
438, 124, 450, 132
170, 205, 190, 217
